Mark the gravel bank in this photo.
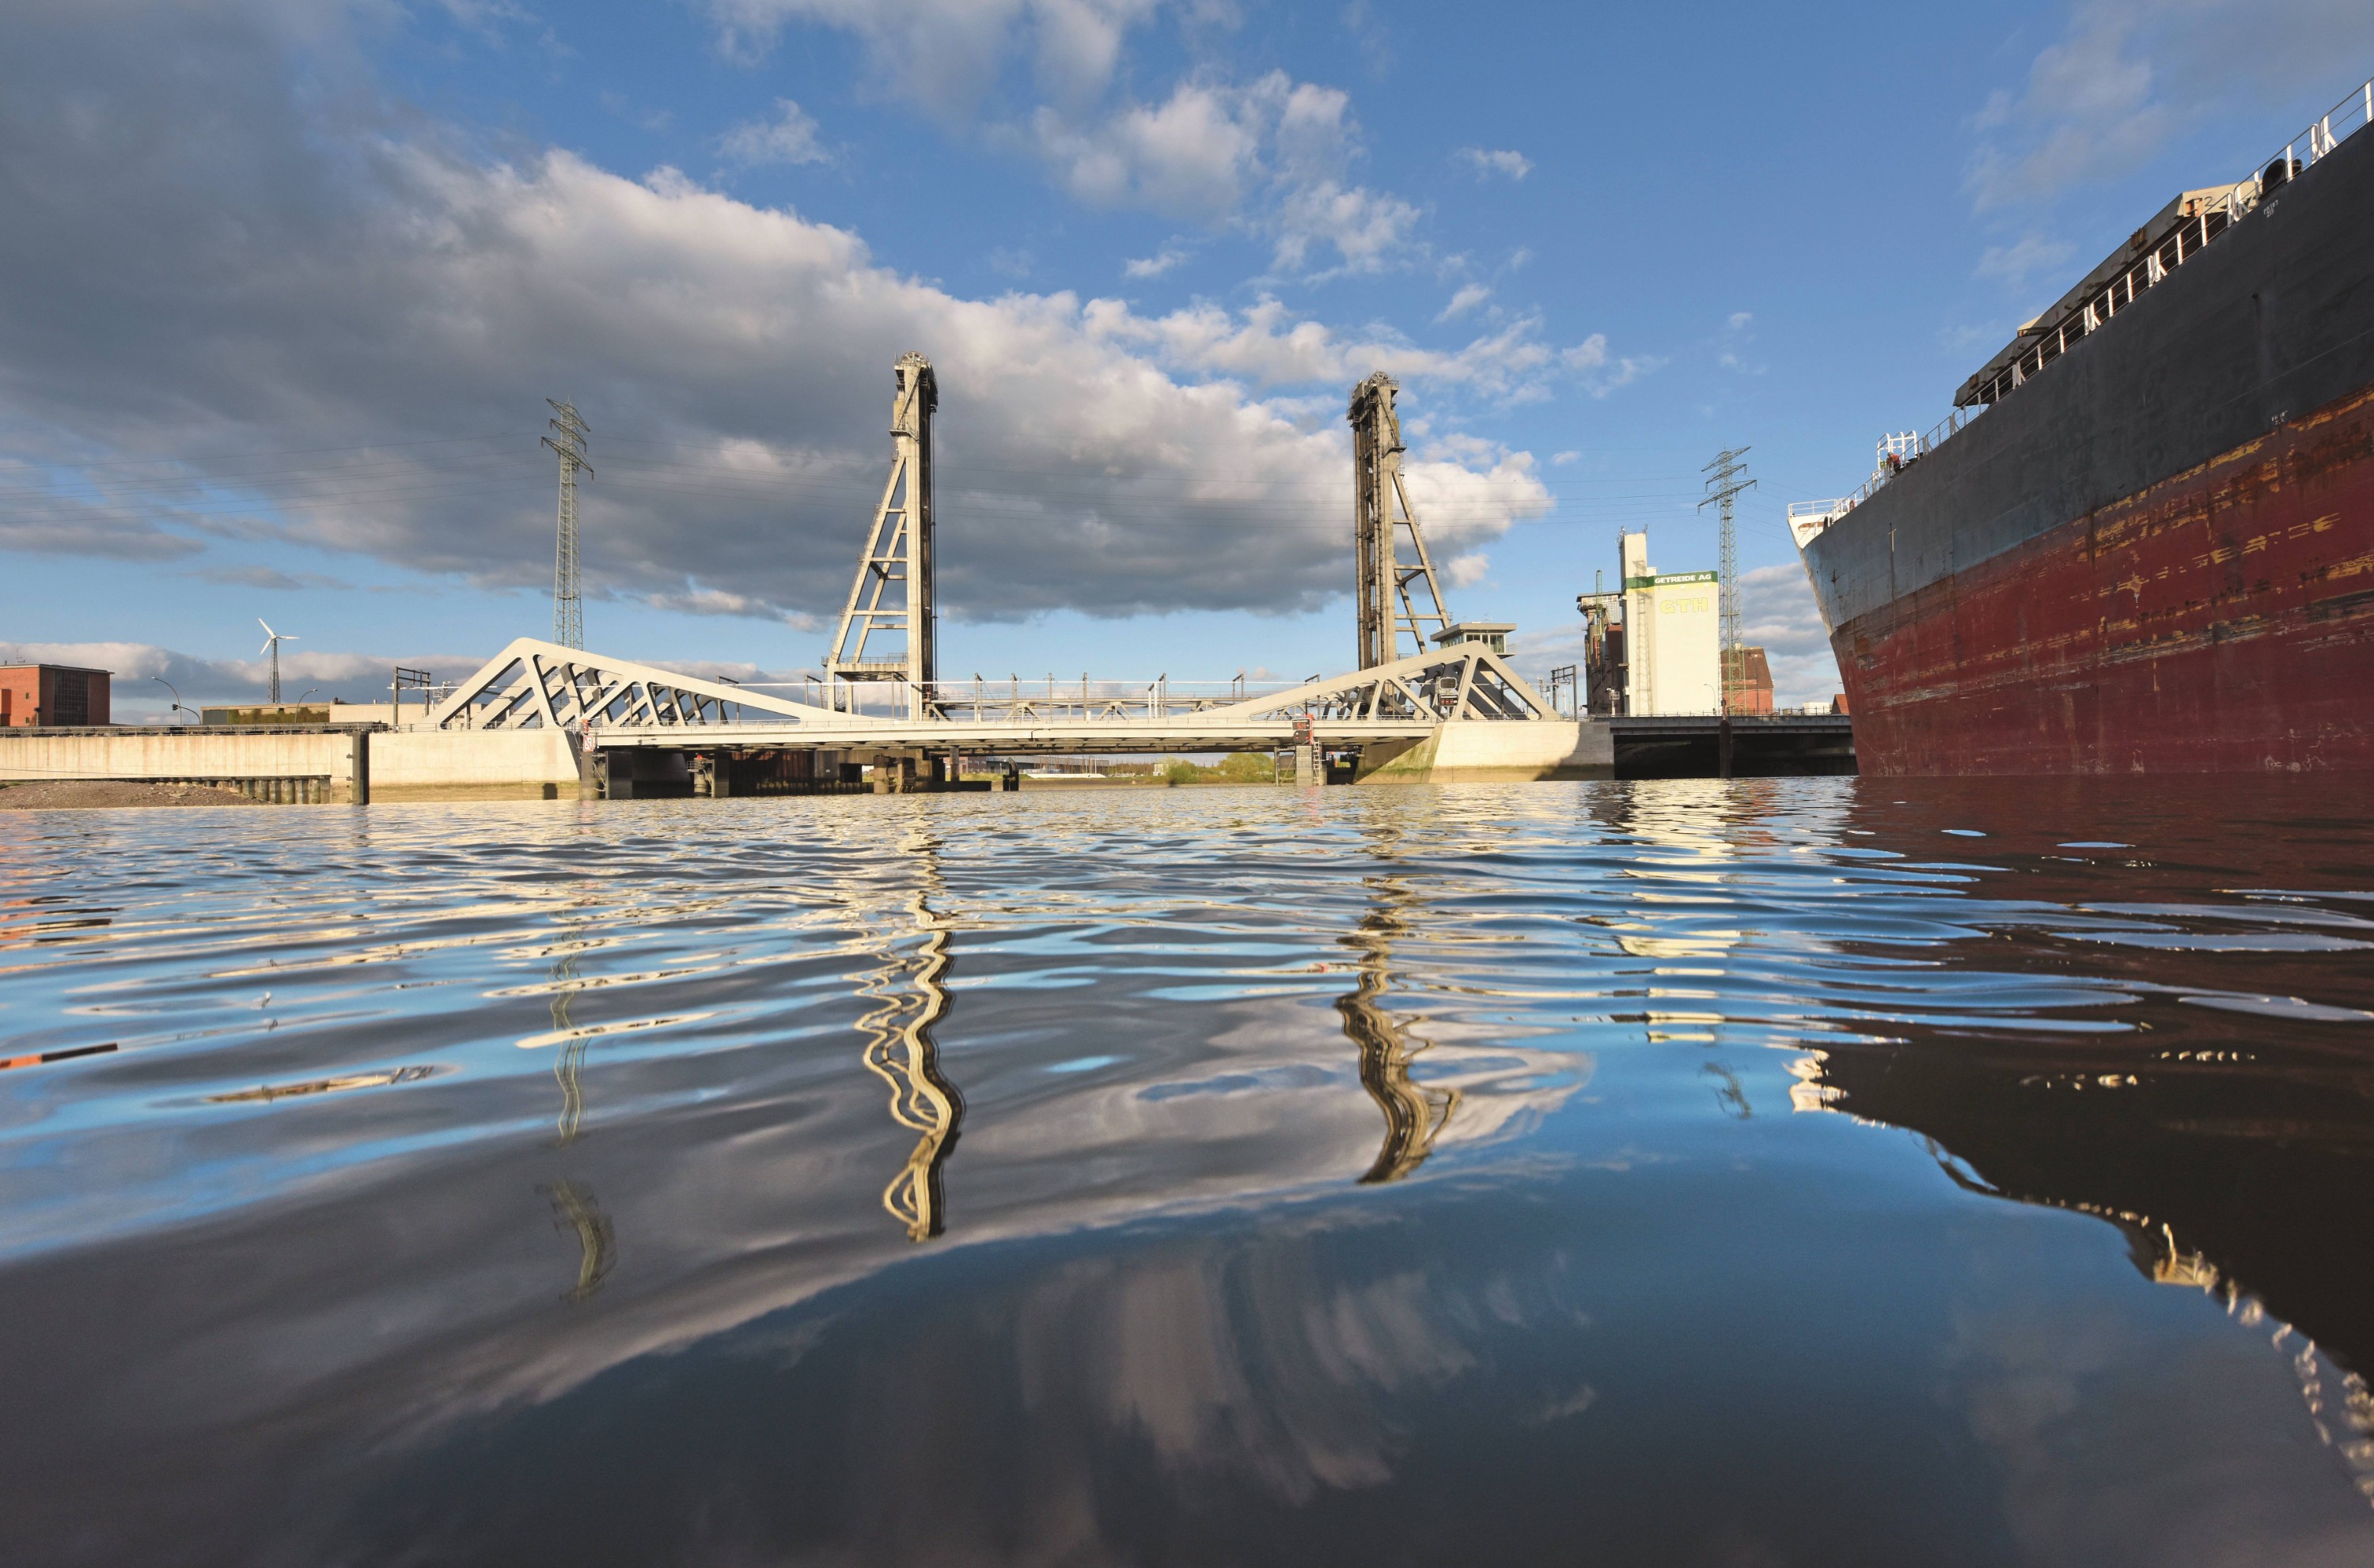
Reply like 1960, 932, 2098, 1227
0, 781, 264, 809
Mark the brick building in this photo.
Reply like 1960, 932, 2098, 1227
1723, 646, 1774, 715
1, 665, 112, 727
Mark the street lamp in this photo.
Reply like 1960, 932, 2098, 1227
150, 676, 199, 725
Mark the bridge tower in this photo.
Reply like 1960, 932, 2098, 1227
826, 353, 938, 717
1348, 372, 1452, 669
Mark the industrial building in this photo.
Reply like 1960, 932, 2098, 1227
1, 665, 110, 727
1574, 532, 1781, 718
1577, 532, 1722, 716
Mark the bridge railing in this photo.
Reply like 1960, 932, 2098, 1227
909, 676, 1308, 725
733, 675, 1322, 724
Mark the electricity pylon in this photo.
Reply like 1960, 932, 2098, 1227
825, 353, 937, 718
1698, 446, 1754, 714
1349, 372, 1452, 669
257, 619, 297, 704
543, 400, 592, 650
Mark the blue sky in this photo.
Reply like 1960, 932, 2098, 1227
5, 0, 2371, 716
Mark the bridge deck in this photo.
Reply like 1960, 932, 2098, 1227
584, 716, 1441, 752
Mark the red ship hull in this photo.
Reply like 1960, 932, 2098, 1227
1836, 384, 2374, 775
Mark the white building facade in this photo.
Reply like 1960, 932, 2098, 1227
1617, 531, 1721, 715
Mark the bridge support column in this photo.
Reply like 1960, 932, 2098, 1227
594, 750, 631, 800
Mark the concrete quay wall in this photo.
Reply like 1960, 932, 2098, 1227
0, 727, 369, 801
0, 727, 588, 803
1360, 721, 1616, 783
370, 730, 582, 801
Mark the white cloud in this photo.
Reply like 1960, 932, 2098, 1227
1021, 70, 1424, 277
192, 565, 354, 591
1124, 242, 1190, 278
1966, 0, 2374, 211
718, 98, 832, 166
1083, 295, 1635, 406
1435, 284, 1489, 323
436, 0, 537, 43
1443, 551, 1489, 587
1739, 562, 1842, 707
1975, 233, 2076, 292
0, 637, 836, 717
1561, 334, 1665, 398
1030, 79, 1266, 217
0, 462, 213, 559
1269, 176, 1420, 276
1456, 147, 1530, 180
707, 0, 1161, 112
1716, 309, 1762, 374
0, 638, 482, 709
1551, 450, 1579, 466
0, 3, 1564, 630
711, 0, 1429, 278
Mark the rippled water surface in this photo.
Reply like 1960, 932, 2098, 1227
6, 778, 2374, 1566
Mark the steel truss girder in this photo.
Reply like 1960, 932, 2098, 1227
1190, 643, 1554, 728
427, 637, 881, 732
428, 639, 1545, 745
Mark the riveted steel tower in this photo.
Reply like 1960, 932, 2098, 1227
1348, 372, 1451, 669
826, 354, 938, 717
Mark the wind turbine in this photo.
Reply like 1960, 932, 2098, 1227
258, 619, 298, 705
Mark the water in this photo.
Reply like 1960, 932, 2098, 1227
4, 778, 2372, 1566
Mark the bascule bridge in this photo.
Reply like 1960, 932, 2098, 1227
424, 354, 1612, 791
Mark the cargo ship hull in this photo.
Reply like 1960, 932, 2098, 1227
1802, 107, 2374, 775
1841, 385, 2374, 772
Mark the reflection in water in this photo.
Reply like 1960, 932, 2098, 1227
1336, 877, 1461, 1184
206, 1066, 433, 1103
1701, 1061, 1751, 1119
7, 780, 2374, 1563
854, 837, 962, 1242
1813, 1017, 2374, 1503
548, 922, 590, 1146
542, 1179, 616, 1302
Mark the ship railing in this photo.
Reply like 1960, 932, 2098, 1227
1803, 73, 2374, 541
1797, 407, 1986, 536
1788, 497, 1859, 547
2281, 74, 2374, 177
